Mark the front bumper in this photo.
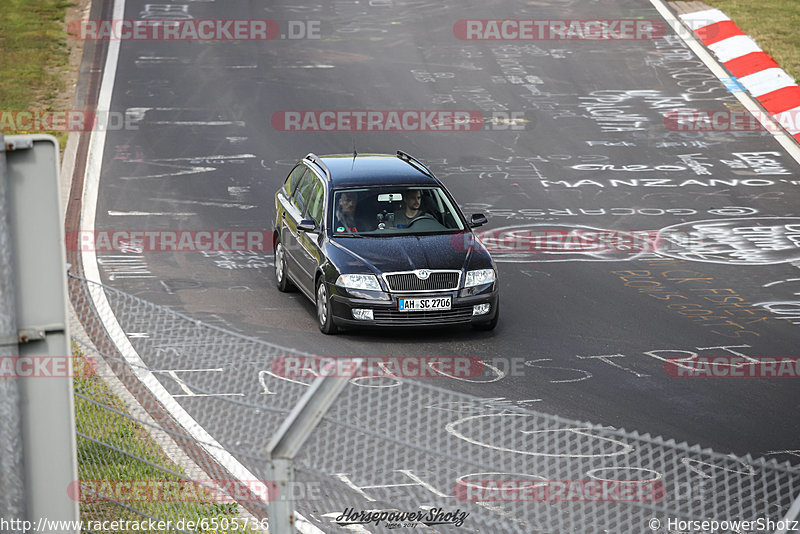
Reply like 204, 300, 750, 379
329, 283, 498, 328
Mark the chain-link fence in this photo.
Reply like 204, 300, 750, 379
69, 272, 800, 533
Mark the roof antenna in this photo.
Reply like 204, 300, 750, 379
351, 137, 357, 170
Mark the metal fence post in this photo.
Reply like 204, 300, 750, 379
775, 491, 800, 534
265, 360, 361, 533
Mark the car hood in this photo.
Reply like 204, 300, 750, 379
329, 232, 489, 274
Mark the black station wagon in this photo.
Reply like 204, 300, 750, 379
273, 151, 499, 334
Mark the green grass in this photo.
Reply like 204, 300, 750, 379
73, 346, 257, 533
0, 0, 72, 144
703, 0, 800, 82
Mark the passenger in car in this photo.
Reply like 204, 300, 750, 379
335, 191, 361, 232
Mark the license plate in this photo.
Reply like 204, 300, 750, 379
398, 297, 451, 312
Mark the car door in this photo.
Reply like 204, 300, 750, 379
295, 177, 326, 293
280, 165, 313, 291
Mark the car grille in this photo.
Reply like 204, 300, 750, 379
372, 307, 474, 326
383, 270, 460, 292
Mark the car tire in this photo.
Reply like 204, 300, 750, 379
316, 278, 338, 335
274, 241, 294, 292
473, 301, 499, 331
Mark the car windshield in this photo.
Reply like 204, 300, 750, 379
331, 186, 465, 236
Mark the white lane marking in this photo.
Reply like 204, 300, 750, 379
119, 162, 217, 180
108, 211, 197, 216
707, 34, 762, 63
273, 64, 335, 69
228, 186, 251, 201
159, 199, 257, 210
650, 0, 800, 165
149, 154, 256, 162
737, 68, 797, 97
680, 8, 729, 30
763, 278, 800, 289
149, 120, 246, 126
81, 1, 323, 531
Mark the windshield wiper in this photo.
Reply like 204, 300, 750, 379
335, 232, 367, 238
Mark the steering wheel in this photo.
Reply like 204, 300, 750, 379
406, 213, 436, 228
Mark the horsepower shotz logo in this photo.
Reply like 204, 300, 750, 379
335, 508, 469, 527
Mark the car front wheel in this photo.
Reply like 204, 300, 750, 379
316, 278, 338, 334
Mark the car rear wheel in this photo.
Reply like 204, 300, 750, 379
274, 241, 293, 292
316, 278, 338, 334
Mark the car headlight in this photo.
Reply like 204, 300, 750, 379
336, 273, 382, 291
464, 269, 496, 288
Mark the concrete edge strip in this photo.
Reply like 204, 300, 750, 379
674, 6, 800, 144
75, 0, 323, 531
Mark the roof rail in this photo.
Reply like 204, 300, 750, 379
396, 150, 433, 178
303, 153, 331, 181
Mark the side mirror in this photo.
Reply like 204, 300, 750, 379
469, 213, 488, 228
297, 219, 317, 232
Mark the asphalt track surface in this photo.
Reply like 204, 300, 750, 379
78, 0, 800, 526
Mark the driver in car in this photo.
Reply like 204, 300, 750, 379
393, 189, 425, 228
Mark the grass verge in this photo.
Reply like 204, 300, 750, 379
0, 0, 73, 147
73, 346, 258, 533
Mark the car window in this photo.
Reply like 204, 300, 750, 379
305, 179, 325, 224
283, 164, 307, 197
331, 186, 465, 236
292, 168, 315, 214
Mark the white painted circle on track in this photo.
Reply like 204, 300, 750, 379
446, 414, 635, 457
586, 467, 662, 482
657, 217, 800, 265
